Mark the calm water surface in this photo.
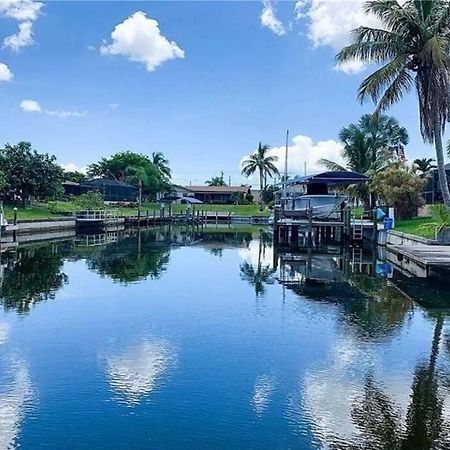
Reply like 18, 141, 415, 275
0, 226, 449, 449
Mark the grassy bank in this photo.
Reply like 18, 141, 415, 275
394, 217, 435, 238
3, 202, 271, 221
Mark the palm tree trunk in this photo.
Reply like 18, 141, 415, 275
434, 122, 450, 211
259, 170, 264, 211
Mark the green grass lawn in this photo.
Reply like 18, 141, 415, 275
394, 216, 435, 239
3, 202, 270, 221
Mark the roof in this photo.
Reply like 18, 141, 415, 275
172, 185, 195, 193
81, 178, 135, 189
62, 181, 80, 186
282, 171, 369, 187
185, 185, 249, 194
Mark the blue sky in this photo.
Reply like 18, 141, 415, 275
0, 0, 441, 186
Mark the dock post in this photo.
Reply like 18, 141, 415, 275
307, 207, 313, 244
13, 207, 17, 226
137, 208, 141, 227
372, 208, 378, 244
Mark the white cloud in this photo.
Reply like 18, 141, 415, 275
252, 374, 276, 415
3, 21, 34, 52
108, 103, 119, 110
0, 0, 43, 21
261, 0, 286, 36
100, 11, 185, 72
294, 0, 382, 74
20, 99, 87, 118
333, 58, 366, 75
0, 62, 13, 82
61, 163, 87, 174
20, 99, 41, 112
240, 134, 344, 181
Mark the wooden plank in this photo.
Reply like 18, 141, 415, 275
390, 245, 450, 267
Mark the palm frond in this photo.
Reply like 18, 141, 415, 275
373, 69, 414, 113
318, 158, 348, 172
357, 55, 410, 104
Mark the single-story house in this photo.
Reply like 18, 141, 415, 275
63, 178, 137, 202
185, 185, 250, 204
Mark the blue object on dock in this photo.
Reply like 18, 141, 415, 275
384, 217, 393, 230
376, 208, 386, 221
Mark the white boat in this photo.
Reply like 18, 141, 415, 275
275, 171, 369, 221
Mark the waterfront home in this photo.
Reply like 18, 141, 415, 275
185, 185, 250, 204
63, 178, 137, 202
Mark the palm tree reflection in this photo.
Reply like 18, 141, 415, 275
332, 315, 450, 450
239, 231, 275, 297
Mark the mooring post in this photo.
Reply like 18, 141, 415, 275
372, 208, 378, 244
13, 207, 17, 226
308, 207, 313, 242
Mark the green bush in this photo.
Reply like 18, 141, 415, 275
73, 191, 105, 210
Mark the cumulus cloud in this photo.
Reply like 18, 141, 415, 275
333, 58, 366, 75
0, 0, 43, 53
240, 134, 344, 181
3, 21, 33, 52
20, 99, 87, 118
100, 11, 185, 72
0, 0, 43, 21
108, 103, 119, 110
294, 0, 382, 74
60, 163, 87, 174
0, 62, 13, 82
261, 0, 286, 36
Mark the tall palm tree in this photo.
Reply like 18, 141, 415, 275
241, 143, 280, 211
320, 114, 408, 209
151, 152, 171, 179
336, 0, 450, 211
413, 157, 437, 178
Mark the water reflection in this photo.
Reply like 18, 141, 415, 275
85, 230, 170, 284
106, 338, 177, 406
239, 231, 276, 297
251, 374, 276, 416
0, 245, 68, 314
0, 359, 33, 449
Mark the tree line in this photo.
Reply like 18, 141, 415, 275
0, 142, 173, 205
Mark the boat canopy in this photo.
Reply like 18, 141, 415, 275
160, 195, 203, 204
283, 171, 369, 187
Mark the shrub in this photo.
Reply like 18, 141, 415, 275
73, 191, 105, 210
371, 164, 425, 219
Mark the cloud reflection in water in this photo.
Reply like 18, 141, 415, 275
106, 339, 176, 406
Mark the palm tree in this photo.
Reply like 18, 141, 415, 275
241, 143, 280, 211
205, 171, 226, 186
413, 158, 437, 178
151, 152, 171, 179
336, 0, 450, 211
320, 114, 408, 209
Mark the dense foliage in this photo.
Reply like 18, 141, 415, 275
371, 164, 425, 219
320, 114, 408, 209
205, 171, 226, 186
337, 0, 450, 210
87, 151, 171, 200
0, 142, 64, 204
73, 191, 105, 210
63, 170, 87, 183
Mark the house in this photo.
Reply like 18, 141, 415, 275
185, 185, 250, 204
63, 178, 137, 203
422, 163, 450, 204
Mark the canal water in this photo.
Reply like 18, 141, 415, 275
0, 226, 449, 449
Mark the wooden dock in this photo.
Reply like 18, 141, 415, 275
387, 245, 450, 277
